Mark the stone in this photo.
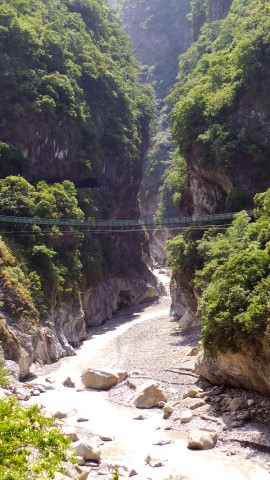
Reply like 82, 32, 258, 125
188, 429, 218, 450
145, 454, 164, 468
54, 473, 70, 479
229, 397, 246, 413
15, 387, 30, 401
230, 421, 241, 428
237, 411, 251, 421
63, 377, 75, 388
195, 348, 270, 395
75, 456, 85, 466
33, 383, 47, 393
163, 403, 174, 414
31, 389, 41, 396
183, 388, 203, 399
62, 464, 89, 480
179, 311, 197, 330
163, 403, 174, 418
53, 410, 68, 419
247, 399, 255, 407
73, 440, 101, 461
189, 400, 206, 410
133, 381, 167, 408
129, 469, 138, 477
99, 435, 113, 442
45, 377, 56, 384
83, 276, 159, 328
77, 417, 88, 423
5, 360, 20, 380
81, 368, 128, 390
153, 439, 173, 446
133, 414, 147, 420
0, 388, 6, 399
180, 409, 193, 424
62, 427, 79, 442
187, 346, 200, 357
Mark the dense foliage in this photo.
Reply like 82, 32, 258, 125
168, 188, 270, 354
116, 0, 191, 98
170, 0, 270, 211
0, 0, 153, 180
0, 396, 72, 480
0, 0, 155, 322
0, 176, 83, 318
116, 0, 192, 219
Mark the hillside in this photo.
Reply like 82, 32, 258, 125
168, 0, 270, 393
0, 0, 158, 377
115, 0, 193, 263
171, 0, 270, 215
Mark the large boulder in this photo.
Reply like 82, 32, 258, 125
133, 381, 167, 408
73, 440, 100, 461
187, 429, 217, 450
195, 343, 270, 394
81, 368, 128, 390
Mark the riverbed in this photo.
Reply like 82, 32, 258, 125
27, 270, 270, 480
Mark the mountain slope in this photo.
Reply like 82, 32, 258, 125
0, 0, 158, 377
171, 0, 270, 214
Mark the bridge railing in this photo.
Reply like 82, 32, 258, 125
0, 210, 254, 229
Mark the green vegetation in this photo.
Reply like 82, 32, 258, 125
170, 0, 270, 202
0, 176, 83, 318
168, 188, 270, 354
0, 0, 153, 180
0, 0, 155, 324
0, 396, 72, 480
116, 0, 191, 98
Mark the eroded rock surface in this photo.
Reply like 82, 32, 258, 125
195, 344, 270, 394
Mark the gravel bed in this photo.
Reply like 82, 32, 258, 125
106, 296, 270, 473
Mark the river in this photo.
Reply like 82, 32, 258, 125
27, 271, 270, 480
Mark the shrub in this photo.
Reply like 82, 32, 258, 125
0, 397, 72, 480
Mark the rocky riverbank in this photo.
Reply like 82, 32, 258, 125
2, 270, 270, 479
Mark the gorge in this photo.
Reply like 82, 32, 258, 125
1, 0, 270, 478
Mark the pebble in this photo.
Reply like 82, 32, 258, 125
190, 400, 206, 410
45, 377, 55, 384
31, 389, 41, 396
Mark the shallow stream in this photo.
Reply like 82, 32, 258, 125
27, 271, 270, 480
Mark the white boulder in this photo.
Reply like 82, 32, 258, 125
81, 368, 128, 390
133, 381, 167, 408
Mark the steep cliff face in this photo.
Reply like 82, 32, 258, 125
116, 0, 193, 263
0, 0, 159, 377
191, 0, 233, 39
117, 0, 192, 98
171, 0, 270, 216
167, 0, 270, 393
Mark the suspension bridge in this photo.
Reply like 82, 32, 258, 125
0, 210, 254, 232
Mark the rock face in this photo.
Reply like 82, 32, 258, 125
83, 274, 160, 327
170, 276, 199, 331
195, 342, 270, 395
81, 368, 128, 390
1, 267, 160, 379
133, 381, 167, 408
0, 0, 159, 379
117, 0, 192, 99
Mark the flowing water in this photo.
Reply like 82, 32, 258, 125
27, 272, 270, 480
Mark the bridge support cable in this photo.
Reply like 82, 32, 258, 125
0, 210, 254, 231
